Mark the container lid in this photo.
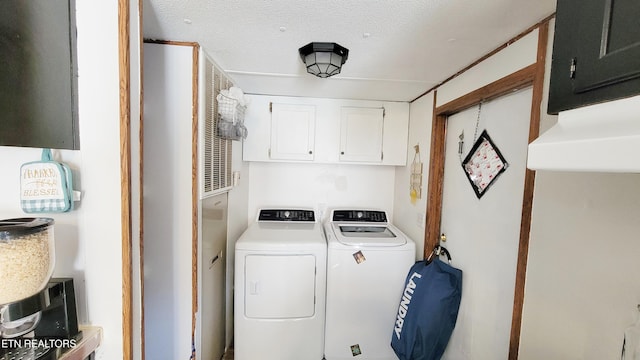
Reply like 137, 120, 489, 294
0, 218, 54, 240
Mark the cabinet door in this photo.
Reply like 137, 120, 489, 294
339, 107, 384, 163
0, 0, 79, 149
270, 103, 316, 161
548, 0, 640, 114
200, 193, 227, 360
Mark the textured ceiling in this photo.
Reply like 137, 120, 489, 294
143, 0, 556, 102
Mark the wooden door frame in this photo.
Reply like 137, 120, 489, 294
423, 20, 549, 360
118, 0, 133, 358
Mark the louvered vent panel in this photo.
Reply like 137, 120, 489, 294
203, 59, 214, 194
202, 55, 233, 197
226, 132, 233, 187
213, 66, 223, 191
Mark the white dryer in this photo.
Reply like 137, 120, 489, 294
324, 209, 415, 360
234, 209, 327, 360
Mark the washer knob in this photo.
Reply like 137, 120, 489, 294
357, 211, 363, 218
284, 211, 291, 218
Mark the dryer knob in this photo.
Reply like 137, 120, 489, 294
284, 211, 291, 218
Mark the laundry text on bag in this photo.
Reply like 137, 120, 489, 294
394, 271, 422, 339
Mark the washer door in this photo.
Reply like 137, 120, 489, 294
334, 224, 406, 246
244, 254, 316, 319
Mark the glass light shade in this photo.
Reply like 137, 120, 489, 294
299, 42, 349, 78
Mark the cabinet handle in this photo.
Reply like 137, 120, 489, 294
341, 151, 345, 155
209, 254, 220, 269
569, 58, 576, 79
309, 150, 313, 154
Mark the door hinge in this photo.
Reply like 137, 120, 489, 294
569, 58, 577, 79
268, 148, 271, 158
381, 152, 384, 161
269, 102, 273, 113
382, 107, 386, 118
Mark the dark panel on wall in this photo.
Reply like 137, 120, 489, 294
0, 0, 79, 149
548, 0, 640, 114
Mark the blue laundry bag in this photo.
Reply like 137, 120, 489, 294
391, 257, 462, 360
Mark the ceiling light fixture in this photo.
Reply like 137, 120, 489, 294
298, 42, 349, 78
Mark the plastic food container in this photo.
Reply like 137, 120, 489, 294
0, 218, 55, 305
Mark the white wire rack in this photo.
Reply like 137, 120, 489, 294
216, 93, 247, 140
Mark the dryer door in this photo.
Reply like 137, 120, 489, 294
244, 254, 316, 319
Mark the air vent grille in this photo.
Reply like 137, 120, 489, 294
202, 55, 233, 196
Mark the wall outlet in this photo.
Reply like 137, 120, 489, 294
317, 203, 327, 221
232, 171, 241, 186
417, 212, 426, 228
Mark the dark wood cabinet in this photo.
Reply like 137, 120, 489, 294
548, 0, 640, 114
0, 0, 79, 150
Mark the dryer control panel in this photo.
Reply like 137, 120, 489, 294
258, 209, 315, 222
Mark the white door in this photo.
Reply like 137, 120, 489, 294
200, 193, 228, 360
439, 88, 532, 359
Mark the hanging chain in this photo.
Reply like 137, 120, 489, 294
457, 130, 464, 163
458, 101, 483, 163
473, 101, 483, 144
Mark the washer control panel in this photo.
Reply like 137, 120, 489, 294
258, 209, 316, 222
331, 210, 387, 223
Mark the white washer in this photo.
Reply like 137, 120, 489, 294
234, 209, 327, 360
324, 209, 416, 360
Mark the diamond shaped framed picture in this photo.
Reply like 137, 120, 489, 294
461, 130, 508, 199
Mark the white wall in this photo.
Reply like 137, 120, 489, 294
0, 1, 124, 358
61, 1, 124, 358
436, 29, 539, 107
520, 172, 640, 359
392, 92, 433, 259
518, 21, 640, 360
225, 140, 250, 348
247, 162, 397, 223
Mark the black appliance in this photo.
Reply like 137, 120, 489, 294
0, 278, 82, 360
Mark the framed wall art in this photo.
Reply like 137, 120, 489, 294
461, 130, 508, 198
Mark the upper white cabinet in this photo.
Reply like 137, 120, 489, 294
243, 95, 409, 166
339, 107, 384, 163
270, 103, 316, 161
